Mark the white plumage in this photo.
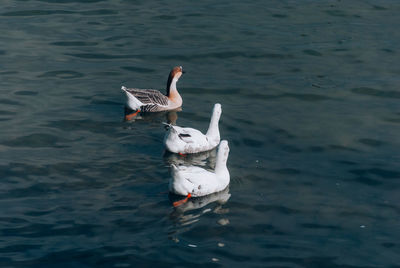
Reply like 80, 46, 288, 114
169, 140, 230, 197
164, 103, 222, 154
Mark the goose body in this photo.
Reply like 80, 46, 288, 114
169, 140, 230, 197
122, 66, 184, 112
164, 103, 221, 154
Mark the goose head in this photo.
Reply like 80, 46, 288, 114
166, 66, 185, 95
212, 103, 222, 120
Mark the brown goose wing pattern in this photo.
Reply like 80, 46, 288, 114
126, 88, 169, 112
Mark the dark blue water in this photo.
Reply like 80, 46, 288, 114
1, 0, 400, 267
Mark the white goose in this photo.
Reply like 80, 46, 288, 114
164, 103, 221, 154
121, 66, 184, 113
169, 140, 230, 206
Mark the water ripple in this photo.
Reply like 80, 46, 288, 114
0, 217, 29, 226
301, 223, 342, 230
358, 138, 384, 147
45, 119, 120, 136
153, 15, 177, 20
303, 49, 322, 56
0, 244, 42, 253
261, 256, 362, 267
2, 133, 65, 148
350, 168, 400, 179
80, 9, 118, 16
243, 93, 334, 101
1, 223, 100, 238
66, 51, 294, 61
0, 110, 16, 115
351, 87, 400, 99
253, 204, 299, 215
66, 53, 135, 59
1, 9, 117, 17
38, 70, 85, 79
37, 0, 105, 3
273, 168, 301, 175
1, 10, 74, 16
14, 91, 38, 96
50, 41, 98, 46
0, 99, 20, 106
121, 66, 155, 73
325, 10, 349, 17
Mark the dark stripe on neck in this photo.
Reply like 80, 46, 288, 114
166, 73, 173, 96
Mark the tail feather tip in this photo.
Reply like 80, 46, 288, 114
171, 164, 178, 170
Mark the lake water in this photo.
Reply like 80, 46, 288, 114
0, 0, 399, 267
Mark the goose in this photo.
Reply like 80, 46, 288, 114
164, 103, 221, 154
121, 66, 184, 115
169, 140, 230, 206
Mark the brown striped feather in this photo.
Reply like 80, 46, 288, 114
126, 88, 169, 106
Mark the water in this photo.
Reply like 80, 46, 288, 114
0, 0, 399, 266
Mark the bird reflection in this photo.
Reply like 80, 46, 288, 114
168, 187, 231, 236
170, 186, 230, 214
123, 106, 181, 124
163, 147, 217, 168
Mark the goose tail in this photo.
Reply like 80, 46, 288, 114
171, 164, 180, 174
163, 122, 178, 133
121, 86, 143, 110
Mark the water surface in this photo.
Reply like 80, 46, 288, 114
0, 0, 399, 267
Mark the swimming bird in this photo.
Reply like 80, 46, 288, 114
163, 103, 222, 154
121, 66, 184, 114
169, 140, 230, 206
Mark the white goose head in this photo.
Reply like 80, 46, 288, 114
212, 103, 222, 120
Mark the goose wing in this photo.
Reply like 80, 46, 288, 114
178, 132, 194, 143
125, 88, 169, 106
171, 126, 204, 144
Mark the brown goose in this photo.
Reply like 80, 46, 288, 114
121, 66, 184, 113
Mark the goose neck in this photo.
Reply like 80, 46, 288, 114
206, 111, 220, 138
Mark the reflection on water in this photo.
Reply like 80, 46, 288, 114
170, 187, 230, 214
168, 187, 231, 240
163, 147, 217, 168
123, 107, 180, 124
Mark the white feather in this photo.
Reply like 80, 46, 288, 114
121, 86, 143, 110
164, 103, 222, 154
169, 140, 230, 197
